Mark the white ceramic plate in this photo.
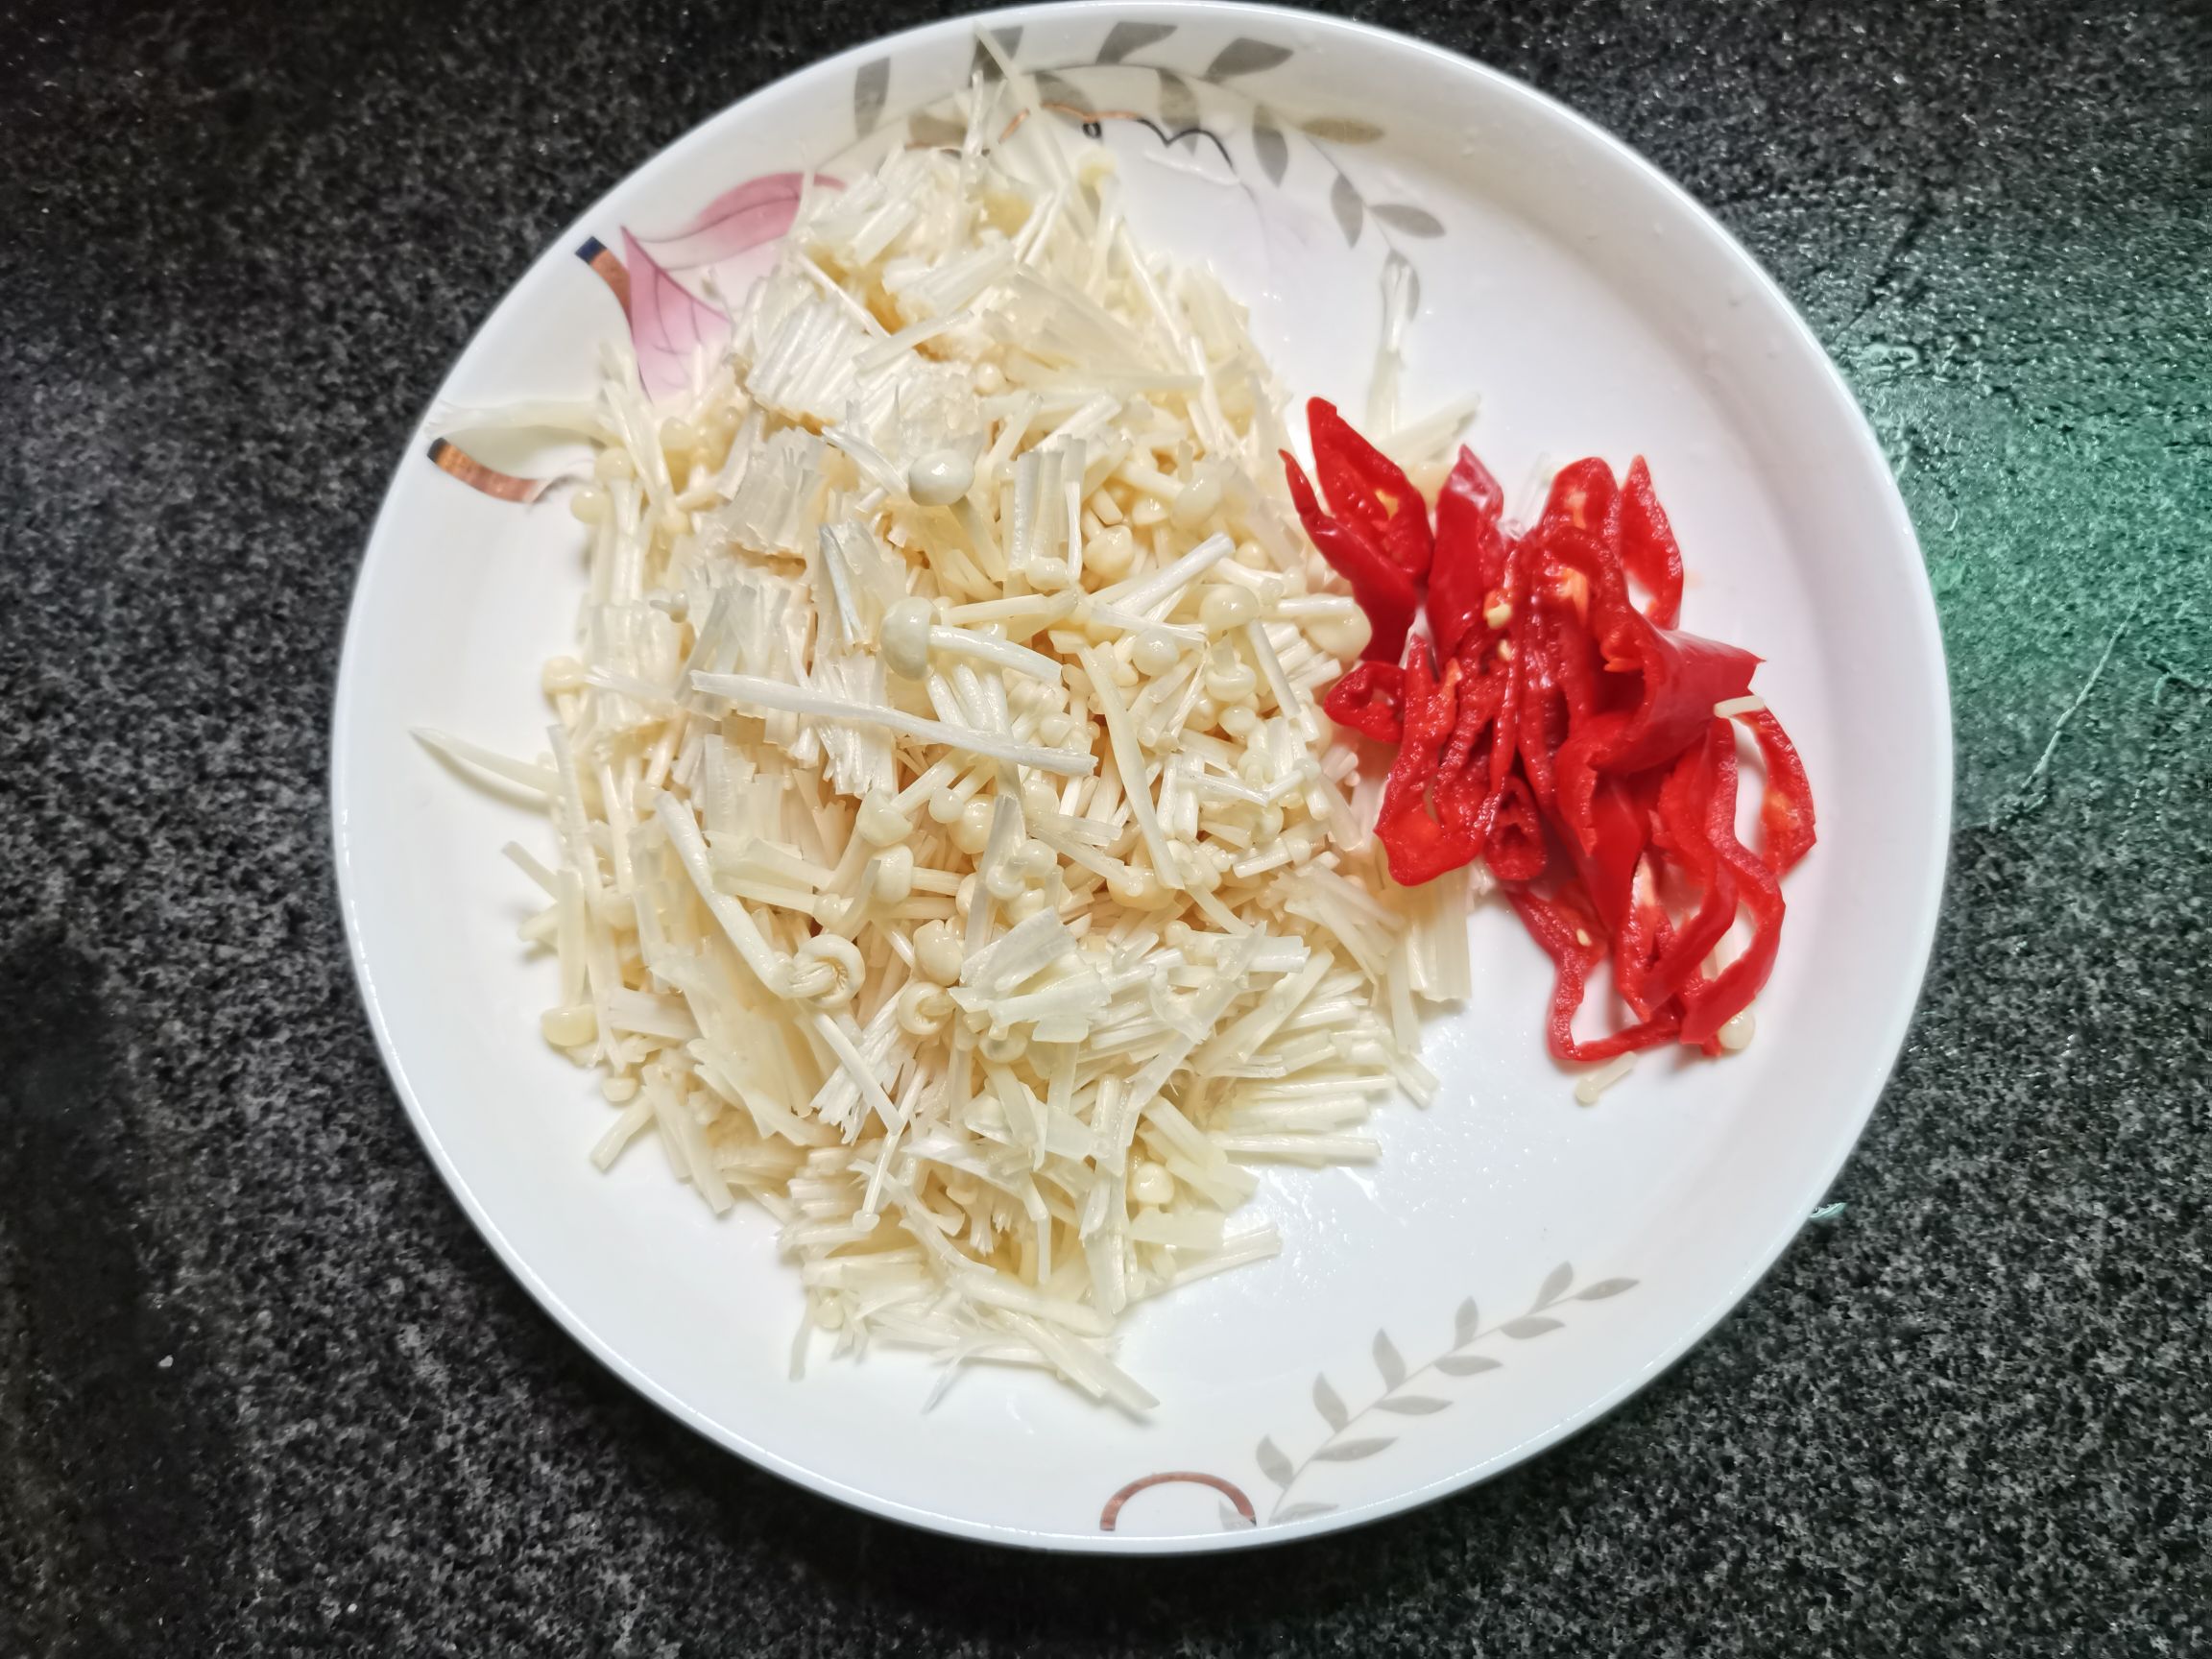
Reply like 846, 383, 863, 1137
332, 1, 1949, 1551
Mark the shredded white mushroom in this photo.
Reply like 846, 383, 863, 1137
427, 60, 1481, 1406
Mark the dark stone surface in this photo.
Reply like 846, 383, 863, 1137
2, 0, 2205, 1651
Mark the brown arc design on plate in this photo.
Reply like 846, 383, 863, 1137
424, 437, 551, 504
1098, 1471, 1258, 1532
575, 235, 632, 315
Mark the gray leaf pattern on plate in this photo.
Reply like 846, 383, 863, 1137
1303, 115, 1383, 143
1098, 20, 1176, 64
1373, 1395, 1451, 1415
1534, 1262, 1576, 1309
1330, 173, 1364, 245
1373, 1329, 1406, 1389
1312, 1374, 1349, 1431
1155, 68, 1201, 132
1245, 1265, 1637, 1524
1250, 107, 1289, 185
1033, 69, 1094, 114
1311, 1436, 1396, 1462
1373, 202, 1445, 238
853, 59, 889, 137
1502, 1315, 1565, 1339
1206, 37, 1293, 79
1435, 1353, 1502, 1376
1577, 1277, 1639, 1300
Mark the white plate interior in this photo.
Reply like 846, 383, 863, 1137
332, 2, 1949, 1551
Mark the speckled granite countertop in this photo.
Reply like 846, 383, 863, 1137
3, 0, 2206, 1651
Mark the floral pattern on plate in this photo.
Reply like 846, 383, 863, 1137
1100, 1262, 1636, 1533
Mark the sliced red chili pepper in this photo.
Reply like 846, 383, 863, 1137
1537, 457, 1621, 545
1742, 708, 1817, 875
1610, 861, 1674, 1023
1594, 608, 1761, 776
1439, 658, 1505, 775
1549, 612, 1756, 888
1432, 668, 1518, 873
1374, 652, 1485, 885
1685, 862, 1783, 1045
1486, 533, 1533, 798
1620, 456, 1684, 627
1279, 407, 1813, 1077
1516, 619, 1562, 812
1427, 446, 1507, 658
1508, 888, 1682, 1064
1281, 450, 1421, 661
1322, 661, 1406, 743
1514, 523, 1624, 826
1307, 398, 1433, 582
1678, 760, 1786, 1049
1640, 724, 1741, 1001
1549, 717, 1613, 864
1542, 575, 1606, 726
1479, 772, 1547, 882
1562, 772, 1658, 940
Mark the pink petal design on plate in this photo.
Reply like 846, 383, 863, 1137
621, 228, 730, 403
632, 171, 842, 273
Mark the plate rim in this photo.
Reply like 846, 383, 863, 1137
329, 0, 1954, 1554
